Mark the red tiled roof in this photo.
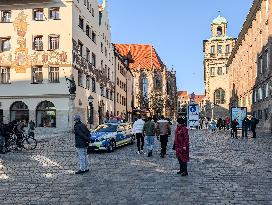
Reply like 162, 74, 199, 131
114, 44, 163, 70
177, 91, 188, 97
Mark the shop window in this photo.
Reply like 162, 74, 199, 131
36, 101, 56, 127
10, 101, 29, 122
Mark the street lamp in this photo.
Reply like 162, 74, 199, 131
88, 95, 94, 126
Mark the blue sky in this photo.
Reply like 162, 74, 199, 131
107, 0, 253, 94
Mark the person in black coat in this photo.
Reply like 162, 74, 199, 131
250, 116, 259, 138
242, 117, 250, 138
74, 115, 90, 174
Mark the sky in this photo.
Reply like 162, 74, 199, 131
106, 0, 253, 94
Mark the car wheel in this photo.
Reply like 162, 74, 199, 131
107, 140, 116, 152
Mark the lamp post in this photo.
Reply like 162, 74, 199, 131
88, 95, 94, 128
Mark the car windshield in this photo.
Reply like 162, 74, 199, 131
94, 124, 117, 132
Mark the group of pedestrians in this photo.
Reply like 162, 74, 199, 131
132, 115, 171, 158
231, 116, 259, 138
132, 115, 190, 176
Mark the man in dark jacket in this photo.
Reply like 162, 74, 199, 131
74, 115, 90, 174
242, 117, 250, 138
250, 116, 259, 138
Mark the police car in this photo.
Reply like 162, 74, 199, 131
88, 123, 135, 152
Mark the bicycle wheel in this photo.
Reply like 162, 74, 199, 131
22, 137, 37, 150
7, 138, 18, 152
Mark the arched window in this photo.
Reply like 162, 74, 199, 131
217, 26, 222, 36
36, 101, 56, 127
10, 101, 29, 122
142, 76, 148, 98
214, 88, 225, 104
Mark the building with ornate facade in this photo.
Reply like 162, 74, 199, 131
203, 15, 236, 119
227, 0, 272, 133
114, 44, 177, 120
0, 0, 115, 128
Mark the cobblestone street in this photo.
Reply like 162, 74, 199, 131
0, 129, 272, 205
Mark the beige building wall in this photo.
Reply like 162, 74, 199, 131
0, 0, 115, 128
203, 15, 236, 119
227, 0, 272, 132
0, 0, 73, 128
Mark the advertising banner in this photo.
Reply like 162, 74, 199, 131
187, 104, 200, 128
231, 107, 247, 128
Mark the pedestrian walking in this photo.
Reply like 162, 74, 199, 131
250, 116, 259, 138
231, 119, 239, 138
74, 115, 90, 174
225, 116, 230, 130
28, 120, 35, 138
143, 117, 156, 157
132, 115, 145, 154
242, 117, 250, 138
156, 115, 171, 158
174, 117, 189, 176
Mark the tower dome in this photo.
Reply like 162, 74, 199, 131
212, 15, 227, 25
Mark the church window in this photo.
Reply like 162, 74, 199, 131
214, 88, 225, 104
226, 45, 230, 54
217, 45, 222, 54
210, 67, 215, 76
210, 46, 215, 54
217, 67, 223, 75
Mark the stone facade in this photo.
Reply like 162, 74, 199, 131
227, 0, 272, 133
0, 0, 115, 129
203, 15, 236, 119
114, 44, 177, 120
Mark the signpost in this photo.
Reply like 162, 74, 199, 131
231, 107, 247, 129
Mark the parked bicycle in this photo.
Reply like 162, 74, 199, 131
5, 129, 37, 152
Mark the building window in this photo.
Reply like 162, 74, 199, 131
142, 76, 148, 98
78, 41, 83, 56
217, 26, 222, 36
49, 35, 59, 50
49, 67, 59, 83
32, 66, 43, 84
1, 10, 11, 22
210, 46, 215, 54
258, 56, 262, 74
0, 38, 11, 52
0, 67, 10, 84
86, 48, 90, 62
214, 88, 225, 104
263, 50, 268, 73
92, 78, 96, 92
78, 70, 83, 87
108, 67, 110, 79
92, 31, 96, 43
78, 16, 84, 29
106, 89, 109, 99
217, 67, 222, 75
86, 76, 90, 90
36, 101, 56, 127
100, 86, 104, 97
33, 36, 43, 50
33, 9, 44, 21
210, 67, 215, 76
92, 52, 96, 67
10, 101, 29, 122
258, 87, 263, 100
86, 25, 90, 37
217, 45, 222, 54
49, 7, 60, 20
92, 8, 94, 17
226, 44, 230, 54
110, 91, 113, 100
